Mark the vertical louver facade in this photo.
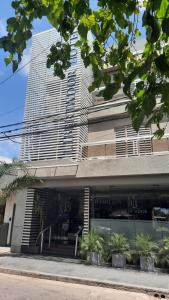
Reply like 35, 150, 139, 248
20, 29, 93, 161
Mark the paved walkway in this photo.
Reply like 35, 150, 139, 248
0, 253, 168, 295
0, 247, 10, 255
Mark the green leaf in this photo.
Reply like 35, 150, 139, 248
102, 82, 120, 100
11, 1, 20, 9
12, 60, 18, 72
156, 0, 169, 19
155, 54, 169, 73
135, 29, 141, 37
4, 54, 13, 66
162, 18, 169, 35
143, 94, 156, 116
154, 128, 165, 139
143, 11, 160, 43
133, 110, 145, 132
78, 23, 88, 39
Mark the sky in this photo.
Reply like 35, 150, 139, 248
0, 1, 52, 160
0, 1, 145, 161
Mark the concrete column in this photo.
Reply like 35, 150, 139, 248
83, 187, 90, 234
11, 189, 27, 253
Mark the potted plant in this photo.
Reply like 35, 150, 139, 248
101, 238, 112, 265
134, 234, 158, 272
80, 231, 104, 265
158, 237, 169, 268
109, 233, 131, 268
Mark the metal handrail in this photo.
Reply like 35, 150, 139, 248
37, 224, 83, 256
80, 133, 169, 159
75, 226, 83, 257
36, 223, 54, 254
81, 133, 169, 147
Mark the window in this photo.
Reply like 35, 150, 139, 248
115, 125, 152, 157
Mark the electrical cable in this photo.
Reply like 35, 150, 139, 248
0, 44, 52, 87
0, 96, 129, 137
0, 112, 128, 142
0, 95, 128, 130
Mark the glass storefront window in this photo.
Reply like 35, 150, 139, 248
90, 190, 169, 221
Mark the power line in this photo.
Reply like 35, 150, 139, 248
0, 96, 129, 137
0, 95, 128, 130
3, 132, 21, 144
0, 105, 24, 118
0, 113, 125, 142
0, 62, 93, 123
0, 44, 51, 88
0, 66, 95, 129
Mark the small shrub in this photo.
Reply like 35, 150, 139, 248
80, 231, 104, 258
109, 233, 131, 259
134, 234, 158, 259
158, 237, 169, 268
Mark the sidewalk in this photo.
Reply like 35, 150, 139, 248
0, 253, 168, 297
0, 247, 11, 255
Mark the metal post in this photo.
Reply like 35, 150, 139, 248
40, 231, 44, 254
48, 226, 52, 249
75, 234, 78, 257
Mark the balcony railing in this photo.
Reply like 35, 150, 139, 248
80, 134, 169, 159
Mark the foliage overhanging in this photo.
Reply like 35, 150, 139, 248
0, 160, 42, 203
0, 0, 169, 136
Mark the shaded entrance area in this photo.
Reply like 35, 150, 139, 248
43, 189, 84, 257
23, 188, 85, 257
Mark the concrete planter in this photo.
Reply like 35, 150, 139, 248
112, 254, 126, 268
140, 256, 155, 272
87, 252, 101, 265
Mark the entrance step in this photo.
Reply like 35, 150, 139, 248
44, 244, 76, 258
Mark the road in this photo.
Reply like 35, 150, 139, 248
0, 273, 155, 300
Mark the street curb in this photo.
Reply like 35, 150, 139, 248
0, 267, 168, 298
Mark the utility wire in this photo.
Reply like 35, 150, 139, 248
0, 114, 124, 142
0, 44, 51, 87
3, 132, 21, 144
0, 95, 128, 130
0, 96, 129, 136
0, 105, 24, 118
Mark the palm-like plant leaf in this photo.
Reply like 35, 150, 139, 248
0, 175, 42, 204
158, 238, 169, 267
109, 233, 130, 258
0, 160, 42, 204
134, 234, 158, 258
80, 231, 104, 255
0, 160, 25, 178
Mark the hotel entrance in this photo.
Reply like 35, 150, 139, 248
36, 189, 84, 257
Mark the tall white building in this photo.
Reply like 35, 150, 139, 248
20, 29, 93, 161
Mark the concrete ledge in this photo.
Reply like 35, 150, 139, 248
0, 267, 168, 298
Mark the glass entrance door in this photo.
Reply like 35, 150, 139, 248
44, 191, 83, 255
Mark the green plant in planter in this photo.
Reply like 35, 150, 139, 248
109, 233, 131, 268
134, 234, 158, 272
109, 233, 130, 255
158, 237, 169, 268
101, 237, 112, 264
135, 234, 158, 257
80, 231, 104, 265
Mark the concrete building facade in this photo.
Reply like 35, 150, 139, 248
7, 29, 169, 256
